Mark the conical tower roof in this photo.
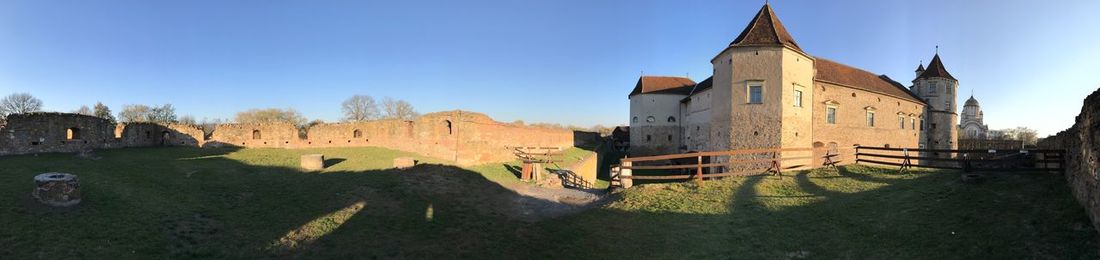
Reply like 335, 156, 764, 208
917, 54, 956, 80
729, 4, 803, 52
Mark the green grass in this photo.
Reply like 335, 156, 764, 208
0, 147, 1095, 258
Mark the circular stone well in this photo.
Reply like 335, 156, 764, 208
301, 154, 325, 170
33, 173, 81, 207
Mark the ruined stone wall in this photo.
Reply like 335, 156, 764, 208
207, 123, 300, 148
116, 123, 204, 147
1037, 87, 1100, 234
0, 113, 116, 155
1, 110, 573, 166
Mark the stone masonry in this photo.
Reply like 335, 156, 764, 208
1, 110, 574, 167
1037, 87, 1100, 234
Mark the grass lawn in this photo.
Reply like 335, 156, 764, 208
0, 147, 1096, 258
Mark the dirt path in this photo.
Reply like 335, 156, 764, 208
503, 184, 610, 222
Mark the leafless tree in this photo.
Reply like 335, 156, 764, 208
178, 115, 197, 125
0, 93, 44, 118
234, 108, 307, 126
147, 104, 177, 123
341, 95, 380, 122
118, 104, 153, 123
73, 105, 93, 116
381, 97, 419, 120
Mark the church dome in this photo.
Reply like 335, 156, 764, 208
964, 96, 979, 107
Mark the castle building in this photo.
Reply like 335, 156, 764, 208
628, 3, 958, 157
958, 95, 989, 139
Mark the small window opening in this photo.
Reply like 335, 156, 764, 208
353, 129, 362, 138
445, 120, 453, 135
252, 130, 261, 140
667, 116, 676, 123
66, 128, 81, 140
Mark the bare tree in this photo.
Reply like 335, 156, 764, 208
341, 95, 380, 122
0, 93, 44, 118
147, 104, 177, 123
93, 102, 116, 124
118, 104, 153, 123
178, 115, 197, 125
381, 97, 419, 120
73, 105, 93, 116
235, 108, 307, 126
993, 127, 1040, 145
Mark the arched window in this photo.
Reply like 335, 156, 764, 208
252, 130, 261, 140
66, 128, 81, 140
667, 116, 676, 123
353, 129, 362, 138
646, 116, 655, 123
444, 120, 453, 135
632, 117, 638, 123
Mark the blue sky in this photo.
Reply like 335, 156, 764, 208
1, 0, 1098, 135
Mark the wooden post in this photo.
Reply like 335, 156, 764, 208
696, 155, 703, 181
621, 161, 633, 188
855, 146, 861, 165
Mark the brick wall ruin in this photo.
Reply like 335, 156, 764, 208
1, 110, 574, 166
1037, 87, 1100, 234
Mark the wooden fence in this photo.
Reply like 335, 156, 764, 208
609, 147, 851, 188
854, 146, 1064, 172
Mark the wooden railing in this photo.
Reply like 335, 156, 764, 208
854, 146, 1065, 172
610, 146, 850, 188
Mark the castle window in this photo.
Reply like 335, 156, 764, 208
444, 120, 453, 135
632, 116, 638, 123
353, 129, 362, 138
747, 82, 763, 104
66, 128, 81, 140
646, 135, 652, 142
793, 89, 803, 107
947, 84, 953, 94
252, 130, 261, 140
667, 135, 672, 142
911, 118, 916, 130
826, 107, 837, 124
866, 111, 875, 127
920, 119, 924, 130
898, 116, 905, 129
667, 116, 676, 123
646, 116, 655, 123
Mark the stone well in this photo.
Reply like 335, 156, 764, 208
301, 154, 325, 170
33, 173, 81, 207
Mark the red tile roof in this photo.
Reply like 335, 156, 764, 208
629, 76, 696, 97
814, 57, 925, 104
730, 4, 803, 53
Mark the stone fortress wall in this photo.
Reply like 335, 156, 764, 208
1037, 87, 1100, 234
0, 110, 574, 166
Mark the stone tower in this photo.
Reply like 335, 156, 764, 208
910, 54, 959, 152
709, 3, 815, 152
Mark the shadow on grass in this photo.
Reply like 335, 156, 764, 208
1, 148, 1096, 259
323, 158, 346, 168
0, 147, 575, 259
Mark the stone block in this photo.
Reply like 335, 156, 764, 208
33, 173, 81, 207
301, 154, 325, 170
394, 157, 417, 169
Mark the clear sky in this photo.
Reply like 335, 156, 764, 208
1, 0, 1098, 136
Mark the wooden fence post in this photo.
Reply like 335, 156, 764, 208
621, 161, 633, 188
855, 146, 860, 165
696, 155, 703, 181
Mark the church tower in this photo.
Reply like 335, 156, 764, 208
709, 3, 815, 152
911, 53, 959, 153
959, 95, 988, 139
